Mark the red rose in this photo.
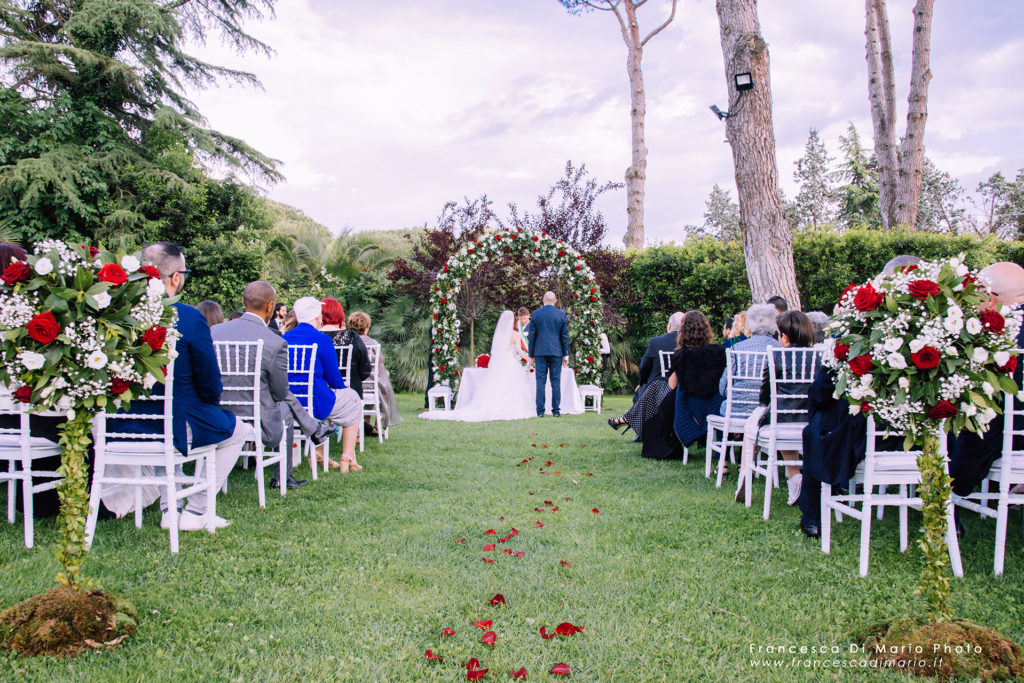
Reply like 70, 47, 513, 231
575, 266, 581, 271
861, 402, 872, 414
160, 366, 167, 377
980, 309, 1006, 334
589, 296, 596, 302
910, 345, 941, 370
533, 236, 539, 242
586, 356, 594, 363
97, 263, 128, 287
848, 354, 874, 376
962, 273, 978, 287
26, 312, 60, 344
110, 378, 131, 395
999, 356, 1017, 375
439, 365, 445, 372
441, 298, 447, 304
900, 264, 919, 274
834, 342, 851, 361
2, 260, 32, 285
142, 325, 166, 351
853, 282, 884, 312
837, 282, 858, 306
927, 400, 958, 419
476, 354, 490, 369
558, 250, 565, 256
907, 279, 941, 300
590, 288, 596, 293
138, 264, 162, 280
494, 233, 501, 240
432, 313, 438, 319
468, 249, 474, 254
12, 385, 32, 403
80, 245, 99, 258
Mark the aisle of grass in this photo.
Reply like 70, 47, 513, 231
2, 394, 1023, 681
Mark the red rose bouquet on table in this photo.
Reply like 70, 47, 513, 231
476, 354, 490, 368
823, 254, 1021, 618
0, 240, 178, 586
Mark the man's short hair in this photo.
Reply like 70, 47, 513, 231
242, 281, 277, 312
745, 304, 778, 337
141, 242, 185, 278
543, 291, 557, 304
667, 311, 685, 332
517, 307, 530, 317
766, 295, 788, 313
882, 254, 923, 276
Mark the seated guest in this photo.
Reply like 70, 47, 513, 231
198, 300, 224, 327
805, 311, 829, 345
211, 281, 338, 489
284, 297, 363, 472
767, 296, 788, 314
228, 310, 244, 321
723, 311, 748, 349
949, 262, 1024, 510
665, 311, 727, 454
268, 302, 288, 335
348, 311, 404, 432
722, 316, 733, 341
632, 312, 684, 403
320, 298, 371, 400
279, 310, 297, 334
125, 242, 253, 531
717, 304, 780, 415
735, 310, 817, 506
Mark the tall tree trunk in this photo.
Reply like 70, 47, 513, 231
865, 0, 898, 228
894, 0, 934, 228
621, 2, 647, 250
715, 0, 801, 310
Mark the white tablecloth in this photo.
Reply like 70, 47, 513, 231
456, 366, 584, 415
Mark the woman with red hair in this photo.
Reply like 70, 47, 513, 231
320, 298, 372, 401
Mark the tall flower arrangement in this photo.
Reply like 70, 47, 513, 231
0, 240, 178, 586
429, 227, 604, 387
823, 255, 1020, 618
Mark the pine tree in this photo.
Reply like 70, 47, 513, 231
834, 123, 880, 229
693, 184, 741, 242
792, 128, 836, 230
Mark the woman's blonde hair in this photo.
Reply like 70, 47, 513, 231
729, 311, 748, 338
348, 311, 371, 335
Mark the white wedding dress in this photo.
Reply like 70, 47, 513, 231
420, 310, 583, 422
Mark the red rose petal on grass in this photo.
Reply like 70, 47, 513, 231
502, 549, 513, 555
583, 473, 593, 476
534, 508, 545, 512
465, 657, 481, 669
545, 461, 553, 466
509, 528, 519, 536
560, 560, 572, 567
483, 544, 496, 551
474, 620, 493, 630
482, 557, 495, 563
565, 497, 571, 501
442, 628, 455, 636
485, 529, 496, 535
592, 508, 600, 514
540, 626, 556, 639
510, 667, 527, 679
514, 551, 525, 558
535, 521, 544, 527
489, 594, 506, 606
544, 500, 554, 505
551, 507, 559, 512
456, 538, 466, 542
542, 445, 549, 448
499, 517, 505, 521
521, 459, 529, 464
499, 535, 510, 543
532, 444, 537, 447
467, 668, 489, 680
555, 622, 584, 635
549, 663, 572, 675
529, 492, 534, 495
481, 631, 497, 646
425, 649, 444, 661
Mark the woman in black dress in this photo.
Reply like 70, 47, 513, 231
319, 298, 371, 398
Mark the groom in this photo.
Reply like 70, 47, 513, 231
527, 291, 570, 417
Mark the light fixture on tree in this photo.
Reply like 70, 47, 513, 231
709, 72, 754, 120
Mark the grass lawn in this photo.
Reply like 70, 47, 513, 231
2, 393, 1023, 681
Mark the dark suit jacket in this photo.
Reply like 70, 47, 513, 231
801, 367, 867, 486
638, 332, 677, 388
527, 305, 569, 358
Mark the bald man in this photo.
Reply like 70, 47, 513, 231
949, 262, 1024, 526
527, 291, 570, 417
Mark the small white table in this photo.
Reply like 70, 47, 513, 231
578, 384, 604, 413
427, 385, 452, 411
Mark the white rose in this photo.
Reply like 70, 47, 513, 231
849, 385, 865, 400
860, 374, 874, 387
956, 264, 969, 277
909, 339, 926, 353
947, 304, 963, 319
147, 278, 165, 297
973, 347, 988, 364
983, 381, 995, 397
34, 258, 53, 276
962, 403, 978, 417
887, 352, 907, 369
121, 255, 140, 272
56, 396, 72, 412
944, 316, 964, 335
19, 350, 45, 371
946, 346, 958, 356
93, 291, 112, 309
86, 350, 108, 370
144, 374, 157, 390
849, 404, 862, 416
979, 407, 998, 425
884, 337, 903, 352
898, 377, 910, 390
995, 351, 1011, 367
966, 318, 983, 334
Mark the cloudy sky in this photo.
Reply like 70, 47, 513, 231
188, 0, 1024, 245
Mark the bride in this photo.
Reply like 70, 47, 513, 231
421, 310, 539, 422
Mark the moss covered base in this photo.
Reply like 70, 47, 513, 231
861, 617, 1024, 680
0, 586, 136, 657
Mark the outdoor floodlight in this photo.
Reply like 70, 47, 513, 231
734, 72, 754, 91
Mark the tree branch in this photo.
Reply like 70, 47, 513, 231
641, 0, 678, 47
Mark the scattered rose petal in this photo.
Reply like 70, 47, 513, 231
465, 657, 481, 670
502, 548, 513, 555
482, 557, 494, 564
530, 432, 537, 436
583, 473, 592, 476
456, 538, 467, 542
481, 630, 497, 646
534, 508, 545, 512
499, 517, 505, 521
484, 544, 496, 551
544, 500, 554, 505
468, 669, 489, 681
592, 508, 600, 514
489, 594, 506, 606
499, 536, 510, 543
545, 462, 553, 467
582, 445, 587, 448
509, 528, 519, 536
529, 492, 534, 495
514, 551, 525, 558
560, 560, 572, 567
540, 626, 556, 639
442, 627, 455, 636
549, 663, 572, 675
551, 507, 559, 512
565, 497, 571, 501
555, 622, 585, 636
535, 521, 544, 528
521, 459, 529, 463
485, 529, 496, 535
542, 445, 549, 448
531, 444, 537, 447
425, 649, 444, 661
474, 620, 493, 630
509, 667, 527, 679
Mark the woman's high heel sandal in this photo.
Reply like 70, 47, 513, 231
607, 417, 627, 432
343, 456, 362, 471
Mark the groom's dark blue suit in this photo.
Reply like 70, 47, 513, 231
527, 304, 569, 416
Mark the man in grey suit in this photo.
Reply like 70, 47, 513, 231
211, 281, 336, 489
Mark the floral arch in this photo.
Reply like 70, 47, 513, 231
430, 227, 605, 387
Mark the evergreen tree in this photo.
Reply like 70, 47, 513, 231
974, 170, 1024, 239
834, 123, 880, 229
916, 157, 969, 234
792, 128, 836, 230
690, 184, 741, 242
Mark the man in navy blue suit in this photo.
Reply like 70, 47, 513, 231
527, 291, 570, 417
138, 242, 252, 531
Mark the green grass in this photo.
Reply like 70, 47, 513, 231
2, 394, 1023, 681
